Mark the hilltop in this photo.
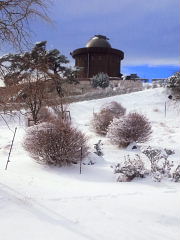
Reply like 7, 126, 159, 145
0, 88, 179, 240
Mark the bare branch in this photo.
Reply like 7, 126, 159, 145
0, 0, 51, 50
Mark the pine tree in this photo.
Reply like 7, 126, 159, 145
0, 41, 78, 122
167, 72, 180, 97
91, 72, 109, 89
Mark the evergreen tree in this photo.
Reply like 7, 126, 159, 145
91, 72, 109, 89
0, 41, 78, 122
167, 72, 180, 97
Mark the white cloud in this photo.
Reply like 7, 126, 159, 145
123, 57, 180, 66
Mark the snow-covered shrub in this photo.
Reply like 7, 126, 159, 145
92, 102, 126, 135
24, 119, 89, 166
145, 84, 152, 89
94, 140, 103, 156
164, 148, 175, 156
37, 107, 53, 123
152, 82, 158, 88
167, 72, 180, 97
151, 159, 174, 182
112, 154, 148, 182
107, 112, 152, 147
142, 146, 174, 182
51, 104, 71, 120
91, 72, 109, 89
103, 101, 126, 116
172, 165, 180, 182
92, 109, 115, 135
35, 105, 71, 124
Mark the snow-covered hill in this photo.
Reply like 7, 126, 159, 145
0, 88, 179, 240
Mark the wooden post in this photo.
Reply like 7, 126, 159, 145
66, 111, 71, 121
5, 127, 17, 170
80, 147, 83, 174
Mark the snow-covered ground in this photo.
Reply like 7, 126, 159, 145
0, 80, 5, 87
0, 88, 180, 240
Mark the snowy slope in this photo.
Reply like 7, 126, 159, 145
0, 88, 180, 240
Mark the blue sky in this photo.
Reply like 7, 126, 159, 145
9, 0, 180, 79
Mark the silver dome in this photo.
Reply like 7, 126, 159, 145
86, 35, 111, 48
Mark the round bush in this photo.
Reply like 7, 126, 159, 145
103, 101, 126, 115
107, 112, 152, 147
24, 120, 89, 166
92, 101, 126, 135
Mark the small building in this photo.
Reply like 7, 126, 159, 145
71, 35, 124, 79
124, 74, 149, 82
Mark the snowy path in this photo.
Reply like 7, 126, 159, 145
0, 182, 102, 240
0, 179, 179, 240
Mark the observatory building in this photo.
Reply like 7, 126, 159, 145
71, 35, 124, 79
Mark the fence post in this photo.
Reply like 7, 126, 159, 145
80, 147, 83, 174
5, 127, 17, 170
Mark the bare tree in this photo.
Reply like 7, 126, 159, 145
19, 74, 47, 125
0, 0, 50, 50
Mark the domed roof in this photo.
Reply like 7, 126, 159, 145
86, 35, 111, 48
